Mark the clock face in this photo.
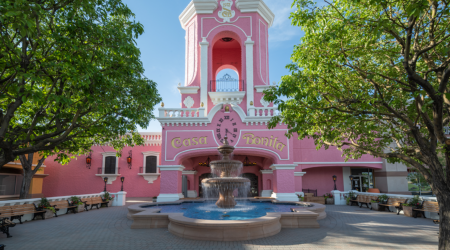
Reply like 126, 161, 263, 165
216, 115, 238, 144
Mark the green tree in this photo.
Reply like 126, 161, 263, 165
408, 170, 431, 194
0, 0, 161, 198
264, 0, 450, 248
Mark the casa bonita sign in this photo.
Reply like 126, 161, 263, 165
164, 130, 289, 161
218, 0, 235, 22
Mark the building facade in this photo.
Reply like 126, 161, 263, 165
30, 0, 409, 201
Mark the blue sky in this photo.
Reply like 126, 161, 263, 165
121, 0, 305, 132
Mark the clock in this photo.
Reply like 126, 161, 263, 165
216, 115, 238, 144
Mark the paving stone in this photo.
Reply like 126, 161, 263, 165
0, 203, 439, 249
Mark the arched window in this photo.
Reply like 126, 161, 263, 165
215, 69, 240, 92
104, 156, 116, 174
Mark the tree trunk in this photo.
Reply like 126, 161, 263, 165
19, 169, 34, 199
438, 193, 450, 250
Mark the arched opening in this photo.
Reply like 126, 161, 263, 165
211, 32, 243, 92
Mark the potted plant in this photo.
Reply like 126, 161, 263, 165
370, 200, 380, 211
297, 194, 304, 201
70, 196, 85, 212
325, 193, 334, 205
345, 191, 356, 205
378, 194, 389, 204
152, 196, 158, 202
402, 195, 421, 217
101, 191, 115, 207
37, 197, 56, 219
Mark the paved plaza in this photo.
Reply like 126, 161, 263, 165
0, 200, 439, 250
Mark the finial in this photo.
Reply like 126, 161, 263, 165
223, 136, 229, 145
161, 102, 164, 107
178, 83, 181, 86
201, 102, 204, 107
250, 101, 253, 106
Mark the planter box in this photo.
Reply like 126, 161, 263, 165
43, 209, 54, 219
326, 198, 334, 205
108, 200, 113, 207
76, 204, 85, 212
403, 206, 413, 217
371, 203, 380, 211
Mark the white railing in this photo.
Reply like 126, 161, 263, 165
158, 108, 205, 118
248, 107, 279, 117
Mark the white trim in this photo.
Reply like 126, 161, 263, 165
259, 20, 268, 85
178, 86, 200, 94
101, 152, 119, 175
245, 37, 255, 112
235, 0, 275, 27
157, 193, 184, 202
201, 16, 253, 38
294, 162, 383, 165
260, 170, 273, 174
270, 164, 296, 170
261, 190, 272, 197
137, 173, 160, 184
208, 91, 246, 105
254, 85, 273, 93
182, 171, 197, 175
179, 0, 218, 29
94, 174, 120, 184
200, 38, 209, 115
158, 165, 185, 171
294, 172, 306, 176
271, 192, 298, 202
142, 151, 160, 174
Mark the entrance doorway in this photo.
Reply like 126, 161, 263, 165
351, 168, 374, 192
242, 173, 258, 197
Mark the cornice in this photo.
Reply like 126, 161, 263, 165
178, 86, 200, 94
254, 85, 274, 93
270, 164, 296, 170
179, 0, 219, 29
235, 0, 275, 27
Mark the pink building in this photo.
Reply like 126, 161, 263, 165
42, 0, 409, 201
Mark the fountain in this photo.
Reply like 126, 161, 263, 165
201, 136, 250, 208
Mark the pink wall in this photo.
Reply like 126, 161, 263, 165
42, 144, 161, 198
160, 170, 181, 194
302, 167, 344, 196
261, 173, 273, 190
273, 169, 295, 193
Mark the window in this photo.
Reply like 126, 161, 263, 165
145, 156, 157, 173
0, 174, 23, 196
104, 156, 116, 174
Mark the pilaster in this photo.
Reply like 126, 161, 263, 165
245, 37, 254, 114
157, 165, 185, 202
200, 38, 209, 115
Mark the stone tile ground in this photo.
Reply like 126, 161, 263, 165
0, 200, 439, 250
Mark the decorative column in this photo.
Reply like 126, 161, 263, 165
182, 170, 197, 198
270, 164, 297, 201
200, 38, 209, 115
245, 37, 254, 114
260, 170, 273, 197
294, 171, 306, 197
157, 165, 185, 202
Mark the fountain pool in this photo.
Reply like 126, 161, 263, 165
142, 201, 314, 220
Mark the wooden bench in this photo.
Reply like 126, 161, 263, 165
0, 206, 13, 219
92, 196, 109, 208
11, 204, 46, 223
413, 201, 439, 218
379, 198, 407, 215
81, 197, 108, 210
304, 193, 325, 205
349, 195, 359, 206
352, 195, 378, 208
49, 200, 77, 217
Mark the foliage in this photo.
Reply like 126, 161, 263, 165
371, 200, 378, 203
0, 0, 161, 168
403, 195, 422, 207
263, 1, 450, 246
408, 170, 431, 192
378, 194, 389, 203
102, 192, 115, 201
38, 197, 50, 208
70, 196, 83, 205
323, 193, 333, 198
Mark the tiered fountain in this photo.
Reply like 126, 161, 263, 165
201, 136, 250, 208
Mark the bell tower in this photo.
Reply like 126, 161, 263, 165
178, 0, 275, 115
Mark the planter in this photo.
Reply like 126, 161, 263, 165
403, 206, 413, 217
76, 204, 85, 212
371, 202, 380, 211
43, 209, 54, 219
108, 200, 113, 207
326, 198, 334, 205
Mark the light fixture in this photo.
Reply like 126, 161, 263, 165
199, 157, 211, 167
86, 152, 92, 169
127, 150, 132, 169
243, 156, 256, 166
121, 177, 125, 191
333, 175, 337, 190
222, 37, 233, 42
103, 177, 108, 192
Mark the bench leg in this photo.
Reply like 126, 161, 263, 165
12, 216, 23, 224
2, 226, 12, 238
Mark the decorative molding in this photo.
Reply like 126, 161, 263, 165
208, 91, 246, 105
294, 172, 306, 176
235, 0, 275, 27
142, 151, 160, 174
260, 96, 269, 107
260, 170, 273, 174
245, 37, 255, 112
178, 86, 200, 94
94, 174, 120, 184
158, 165, 185, 171
137, 173, 160, 183
294, 162, 383, 165
270, 164, 296, 170
218, 0, 235, 22
183, 96, 195, 109
157, 193, 184, 202
182, 170, 198, 175
101, 152, 119, 175
254, 85, 273, 93
179, 0, 218, 29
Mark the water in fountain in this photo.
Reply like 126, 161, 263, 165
201, 136, 251, 208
